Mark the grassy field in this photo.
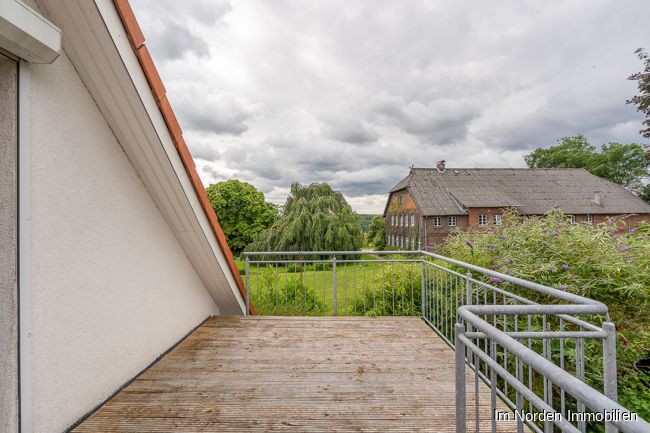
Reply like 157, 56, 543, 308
235, 258, 422, 316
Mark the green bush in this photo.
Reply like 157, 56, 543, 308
352, 263, 421, 316
435, 209, 650, 420
250, 270, 324, 315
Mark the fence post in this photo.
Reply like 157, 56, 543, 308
244, 256, 250, 316
465, 271, 472, 364
421, 259, 425, 319
455, 322, 466, 433
603, 321, 618, 433
332, 255, 337, 316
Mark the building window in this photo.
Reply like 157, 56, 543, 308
400, 215, 404, 226
478, 214, 488, 226
448, 216, 456, 227
410, 214, 415, 227
433, 216, 442, 227
586, 214, 593, 224
398, 194, 404, 205
492, 214, 502, 225
411, 238, 415, 249
569, 215, 576, 224
390, 215, 394, 226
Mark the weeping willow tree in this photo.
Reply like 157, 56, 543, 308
247, 183, 363, 252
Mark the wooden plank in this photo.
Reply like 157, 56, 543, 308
72, 317, 518, 432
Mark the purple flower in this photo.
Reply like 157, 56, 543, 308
562, 264, 570, 271
487, 244, 495, 250
629, 227, 638, 234
465, 241, 473, 247
424, 245, 433, 252
550, 230, 559, 237
620, 246, 631, 253
499, 235, 506, 241
548, 265, 557, 271
541, 228, 548, 233
489, 277, 502, 285
489, 264, 497, 270
559, 284, 567, 291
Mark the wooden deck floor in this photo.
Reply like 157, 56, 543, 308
73, 316, 517, 432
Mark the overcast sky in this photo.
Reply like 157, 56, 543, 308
131, 0, 649, 213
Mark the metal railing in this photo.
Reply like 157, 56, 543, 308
243, 250, 650, 433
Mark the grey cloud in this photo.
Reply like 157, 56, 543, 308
131, 0, 232, 60
372, 96, 480, 144
319, 114, 379, 144
149, 18, 210, 61
168, 83, 258, 135
188, 141, 221, 162
131, 0, 650, 212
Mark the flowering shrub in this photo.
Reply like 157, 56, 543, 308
436, 209, 650, 419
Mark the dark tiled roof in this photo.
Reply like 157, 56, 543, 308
390, 168, 650, 216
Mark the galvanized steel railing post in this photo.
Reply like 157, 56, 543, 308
603, 321, 618, 433
465, 271, 472, 306
455, 322, 467, 433
421, 259, 425, 319
332, 256, 337, 316
465, 271, 472, 364
244, 256, 250, 316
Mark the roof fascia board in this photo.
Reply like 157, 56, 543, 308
36, 0, 244, 313
0, 0, 60, 63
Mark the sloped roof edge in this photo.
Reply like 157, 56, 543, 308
112, 0, 249, 312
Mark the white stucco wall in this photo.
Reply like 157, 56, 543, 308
27, 51, 218, 433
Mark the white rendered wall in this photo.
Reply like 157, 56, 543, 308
28, 51, 218, 433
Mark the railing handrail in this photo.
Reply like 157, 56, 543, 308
458, 308, 650, 433
243, 250, 422, 256
243, 249, 648, 432
245, 249, 609, 317
420, 250, 609, 313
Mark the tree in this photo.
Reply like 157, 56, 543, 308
248, 182, 363, 252
524, 135, 598, 170
206, 180, 277, 253
524, 136, 649, 197
592, 142, 649, 191
627, 48, 650, 139
367, 215, 386, 249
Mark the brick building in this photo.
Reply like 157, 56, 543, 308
383, 162, 650, 249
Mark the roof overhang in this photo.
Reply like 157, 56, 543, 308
0, 0, 61, 63
35, 0, 245, 314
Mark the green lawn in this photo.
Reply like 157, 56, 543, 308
236, 258, 421, 316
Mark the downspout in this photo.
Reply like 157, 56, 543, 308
18, 59, 33, 433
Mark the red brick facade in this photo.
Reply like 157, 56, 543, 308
384, 191, 650, 249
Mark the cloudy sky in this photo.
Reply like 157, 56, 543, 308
131, 0, 649, 213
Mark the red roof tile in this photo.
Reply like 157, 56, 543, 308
112, 0, 250, 313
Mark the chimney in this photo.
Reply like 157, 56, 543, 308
592, 191, 603, 207
435, 160, 446, 173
